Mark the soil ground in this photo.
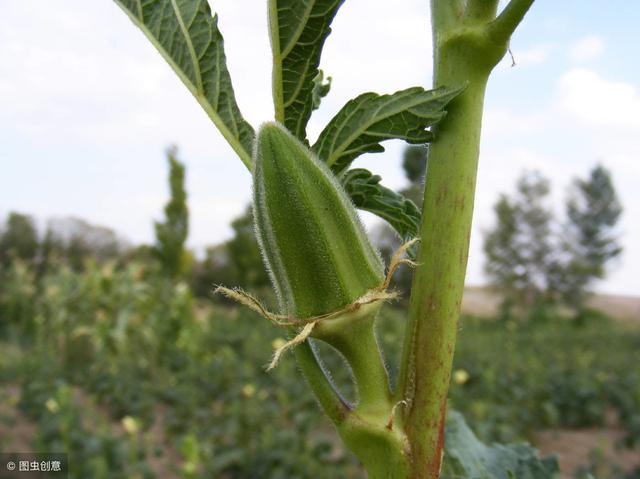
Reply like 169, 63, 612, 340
536, 426, 640, 479
461, 286, 640, 324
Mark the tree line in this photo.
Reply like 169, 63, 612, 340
484, 165, 622, 319
0, 149, 269, 303
371, 146, 623, 319
1, 147, 622, 318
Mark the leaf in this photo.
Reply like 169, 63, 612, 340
313, 86, 460, 174
341, 169, 421, 242
114, 0, 255, 168
442, 411, 560, 479
269, 0, 344, 141
311, 70, 332, 111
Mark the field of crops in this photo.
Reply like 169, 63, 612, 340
0, 260, 638, 478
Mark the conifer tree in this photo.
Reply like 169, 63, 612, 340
154, 148, 189, 279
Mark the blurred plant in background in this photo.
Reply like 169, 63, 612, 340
1, 256, 639, 478
154, 148, 191, 280
0, 151, 636, 478
483, 164, 623, 320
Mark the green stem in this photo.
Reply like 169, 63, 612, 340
395, 1, 535, 477
293, 340, 351, 425
489, 0, 536, 44
268, 0, 285, 123
344, 328, 391, 418
305, 304, 409, 479
402, 76, 488, 479
466, 0, 499, 22
337, 414, 410, 479
314, 305, 392, 418
430, 0, 465, 31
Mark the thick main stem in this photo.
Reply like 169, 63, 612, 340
397, 1, 534, 477
402, 75, 488, 479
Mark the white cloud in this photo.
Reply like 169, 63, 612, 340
557, 69, 640, 129
567, 35, 605, 63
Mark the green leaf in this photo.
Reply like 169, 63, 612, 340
341, 169, 420, 242
313, 86, 460, 174
311, 70, 332, 111
114, 0, 255, 169
442, 411, 560, 479
269, 0, 344, 141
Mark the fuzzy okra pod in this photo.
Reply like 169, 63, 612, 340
219, 120, 399, 377
252, 122, 410, 479
253, 122, 384, 319
252, 121, 394, 408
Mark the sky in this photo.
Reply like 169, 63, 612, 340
1, 1, 638, 296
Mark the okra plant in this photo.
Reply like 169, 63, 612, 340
114, 0, 542, 477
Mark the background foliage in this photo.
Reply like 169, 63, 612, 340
0, 152, 635, 478
1, 254, 638, 478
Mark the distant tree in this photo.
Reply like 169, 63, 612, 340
0, 212, 39, 267
41, 217, 124, 271
402, 145, 428, 184
190, 244, 235, 298
483, 171, 553, 313
154, 148, 189, 279
36, 226, 63, 277
401, 145, 428, 206
190, 207, 268, 298
124, 244, 158, 267
554, 164, 623, 311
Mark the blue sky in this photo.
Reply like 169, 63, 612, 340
1, 1, 638, 295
